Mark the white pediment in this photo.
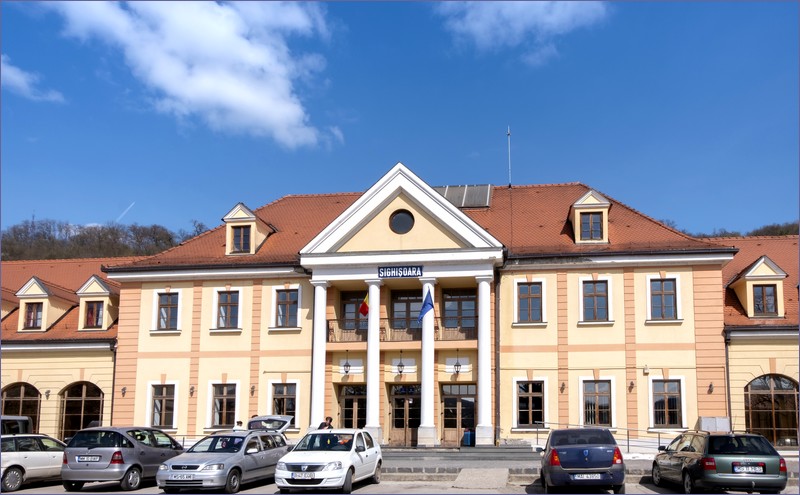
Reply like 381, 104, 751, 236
16, 277, 49, 298
573, 190, 610, 208
77, 276, 113, 296
300, 163, 503, 256
223, 203, 257, 222
741, 256, 787, 280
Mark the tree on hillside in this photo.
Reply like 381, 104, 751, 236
747, 221, 799, 236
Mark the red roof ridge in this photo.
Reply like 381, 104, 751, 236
4, 256, 143, 265
705, 235, 799, 241
495, 181, 585, 190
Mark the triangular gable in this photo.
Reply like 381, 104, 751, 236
732, 256, 788, 285
301, 163, 503, 255
573, 190, 610, 208
16, 277, 51, 298
223, 202, 257, 222
77, 275, 115, 297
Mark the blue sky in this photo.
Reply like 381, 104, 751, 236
2, 2, 798, 236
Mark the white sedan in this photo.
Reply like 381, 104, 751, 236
275, 429, 382, 494
1, 434, 66, 492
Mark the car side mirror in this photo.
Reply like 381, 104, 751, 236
356, 445, 365, 453
246, 447, 259, 454
534, 447, 544, 455
658, 445, 666, 451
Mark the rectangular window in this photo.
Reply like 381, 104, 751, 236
232, 226, 251, 253
753, 285, 777, 316
212, 384, 236, 428
582, 281, 608, 321
517, 282, 543, 323
157, 293, 179, 330
443, 289, 477, 330
584, 380, 611, 426
217, 291, 239, 328
85, 301, 104, 328
151, 385, 175, 428
650, 279, 677, 320
276, 289, 298, 327
517, 381, 544, 427
653, 379, 682, 428
580, 212, 603, 240
272, 384, 296, 427
24, 303, 43, 329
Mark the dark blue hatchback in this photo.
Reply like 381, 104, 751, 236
537, 428, 625, 494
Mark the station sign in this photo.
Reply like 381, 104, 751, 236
378, 266, 423, 279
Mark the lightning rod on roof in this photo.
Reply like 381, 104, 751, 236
507, 126, 512, 186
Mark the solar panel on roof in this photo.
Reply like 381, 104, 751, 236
433, 184, 492, 208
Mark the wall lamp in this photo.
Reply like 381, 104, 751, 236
453, 349, 461, 375
250, 385, 256, 396
643, 365, 650, 375
560, 382, 566, 393
708, 382, 714, 394
397, 350, 405, 375
189, 385, 195, 397
343, 350, 351, 375
120, 387, 127, 397
629, 381, 635, 392
44, 390, 51, 400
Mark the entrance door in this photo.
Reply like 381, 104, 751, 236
441, 384, 476, 447
339, 385, 367, 429
389, 385, 421, 446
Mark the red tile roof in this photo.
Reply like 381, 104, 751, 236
710, 236, 799, 328
108, 183, 728, 272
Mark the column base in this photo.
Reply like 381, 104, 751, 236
475, 425, 494, 446
364, 426, 383, 444
415, 426, 439, 447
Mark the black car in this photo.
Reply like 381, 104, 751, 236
651, 431, 787, 494
537, 428, 625, 494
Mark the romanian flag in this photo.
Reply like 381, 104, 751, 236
358, 294, 369, 316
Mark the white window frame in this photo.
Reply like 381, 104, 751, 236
205, 381, 240, 429
511, 376, 549, 429
578, 375, 617, 428
270, 284, 302, 329
145, 380, 179, 429
578, 276, 614, 325
512, 278, 547, 326
646, 274, 683, 323
647, 375, 687, 431
212, 287, 244, 331
266, 379, 300, 428
151, 289, 183, 332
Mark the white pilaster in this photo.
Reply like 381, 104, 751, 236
364, 280, 383, 441
475, 275, 494, 446
417, 277, 438, 446
310, 280, 329, 429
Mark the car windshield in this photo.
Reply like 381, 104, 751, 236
708, 435, 778, 456
293, 433, 354, 452
188, 435, 244, 453
550, 430, 615, 447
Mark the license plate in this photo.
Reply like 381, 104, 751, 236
734, 465, 764, 474
292, 472, 314, 479
170, 474, 194, 480
573, 473, 602, 480
76, 455, 100, 462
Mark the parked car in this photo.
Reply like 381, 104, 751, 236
1, 416, 32, 435
156, 426, 291, 494
1, 434, 66, 492
61, 426, 184, 491
651, 431, 788, 494
247, 414, 294, 432
275, 428, 382, 494
536, 428, 625, 494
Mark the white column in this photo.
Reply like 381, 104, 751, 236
417, 277, 438, 446
309, 280, 328, 429
475, 275, 494, 446
364, 280, 383, 441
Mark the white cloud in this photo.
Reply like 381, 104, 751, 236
48, 1, 332, 148
435, 1, 608, 65
1, 54, 65, 103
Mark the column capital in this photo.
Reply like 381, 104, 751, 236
365, 279, 383, 287
310, 280, 330, 288
475, 275, 493, 284
419, 277, 438, 286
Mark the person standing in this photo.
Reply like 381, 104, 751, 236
318, 416, 333, 429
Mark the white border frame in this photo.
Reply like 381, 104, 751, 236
578, 375, 617, 428
578, 276, 614, 324
145, 380, 179, 429
205, 381, 241, 429
512, 278, 547, 325
511, 376, 549, 429
269, 284, 302, 329
266, 379, 301, 427
151, 289, 183, 331
212, 286, 244, 330
645, 274, 682, 322
647, 375, 687, 431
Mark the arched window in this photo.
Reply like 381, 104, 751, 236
1, 383, 41, 432
60, 382, 103, 441
745, 374, 798, 447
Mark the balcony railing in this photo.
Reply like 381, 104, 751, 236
327, 318, 477, 343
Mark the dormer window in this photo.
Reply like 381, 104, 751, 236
85, 301, 104, 328
232, 226, 251, 253
580, 212, 603, 241
753, 285, 777, 316
24, 302, 42, 329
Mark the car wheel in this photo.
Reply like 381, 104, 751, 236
613, 484, 625, 494
651, 464, 663, 487
63, 481, 85, 492
1, 467, 23, 492
371, 461, 382, 484
224, 469, 241, 494
340, 468, 353, 494
682, 472, 697, 494
120, 467, 142, 491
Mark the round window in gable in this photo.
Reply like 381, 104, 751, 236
389, 210, 415, 235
